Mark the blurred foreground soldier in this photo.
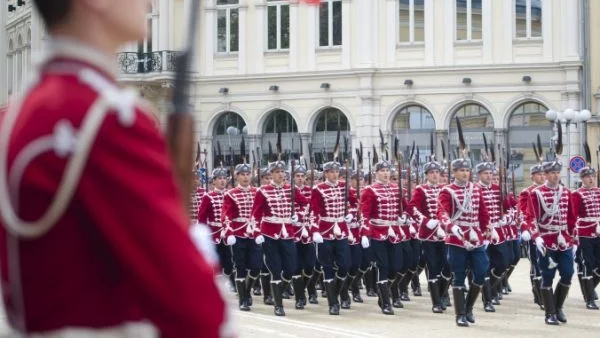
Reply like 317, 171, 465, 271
570, 165, 600, 310
0, 0, 227, 337
437, 158, 490, 327
525, 159, 577, 325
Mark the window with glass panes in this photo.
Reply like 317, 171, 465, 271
262, 110, 299, 161
267, 0, 290, 51
392, 105, 435, 165
319, 0, 342, 47
399, 0, 425, 43
456, 0, 482, 41
217, 0, 240, 53
448, 104, 493, 164
312, 108, 350, 166
213, 111, 247, 168
515, 0, 542, 39
508, 102, 551, 192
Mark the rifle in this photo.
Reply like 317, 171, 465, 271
415, 146, 420, 187
203, 149, 209, 192
309, 143, 315, 188
367, 151, 372, 185
166, 0, 201, 211
229, 146, 235, 187
498, 143, 505, 215
355, 143, 363, 219
407, 141, 415, 200
256, 146, 262, 186
597, 147, 600, 187
394, 137, 404, 215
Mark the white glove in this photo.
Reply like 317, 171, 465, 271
226, 235, 236, 246
436, 227, 446, 239
398, 214, 408, 224
572, 244, 578, 255
189, 223, 219, 267
499, 216, 507, 226
521, 230, 531, 242
313, 232, 324, 244
255, 235, 265, 245
291, 214, 299, 224
451, 226, 462, 238
491, 229, 500, 243
535, 237, 545, 255
345, 214, 354, 223
426, 219, 440, 230
361, 236, 370, 249
483, 240, 490, 250
409, 224, 417, 235
301, 227, 309, 238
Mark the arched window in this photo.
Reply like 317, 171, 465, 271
392, 105, 435, 163
261, 109, 299, 162
212, 111, 248, 168
448, 103, 494, 164
508, 101, 551, 192
312, 107, 351, 167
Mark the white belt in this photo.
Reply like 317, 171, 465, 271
579, 217, 600, 222
263, 216, 292, 224
454, 221, 478, 228
232, 217, 249, 222
208, 221, 222, 227
539, 224, 567, 232
370, 219, 399, 227
320, 216, 344, 223
28, 322, 158, 338
490, 222, 501, 229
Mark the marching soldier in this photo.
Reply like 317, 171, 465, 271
438, 155, 490, 327
311, 161, 356, 314
408, 160, 450, 314
525, 155, 577, 325
475, 161, 509, 312
348, 170, 371, 303
519, 164, 546, 309
190, 170, 206, 225
222, 163, 261, 311
570, 156, 600, 310
0, 0, 227, 336
198, 167, 235, 284
251, 160, 309, 316
360, 159, 408, 315
291, 164, 317, 309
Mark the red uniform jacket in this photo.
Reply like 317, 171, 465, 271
526, 184, 577, 250
518, 185, 538, 234
360, 181, 408, 243
311, 180, 357, 240
408, 183, 444, 242
477, 182, 506, 244
198, 189, 226, 244
437, 182, 490, 249
0, 45, 225, 337
251, 182, 309, 240
505, 193, 518, 240
571, 187, 600, 238
347, 187, 361, 245
190, 186, 206, 225
295, 185, 315, 244
221, 185, 257, 239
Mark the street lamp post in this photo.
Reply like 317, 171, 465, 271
545, 108, 592, 188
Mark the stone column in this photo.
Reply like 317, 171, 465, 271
300, 133, 311, 161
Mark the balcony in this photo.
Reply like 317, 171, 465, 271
116, 51, 178, 74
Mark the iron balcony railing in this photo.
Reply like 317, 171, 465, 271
116, 51, 178, 74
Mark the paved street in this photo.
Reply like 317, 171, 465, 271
227, 263, 599, 338
0, 263, 598, 337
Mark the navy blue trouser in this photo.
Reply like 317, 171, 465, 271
422, 241, 450, 280
349, 244, 363, 276
371, 240, 410, 282
407, 239, 422, 271
232, 238, 262, 279
538, 248, 574, 288
217, 242, 234, 275
487, 242, 510, 277
295, 242, 316, 276
580, 237, 600, 278
317, 239, 351, 280
262, 238, 297, 281
509, 239, 521, 266
528, 240, 541, 277
447, 245, 490, 286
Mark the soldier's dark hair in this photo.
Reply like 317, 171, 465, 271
34, 0, 71, 28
